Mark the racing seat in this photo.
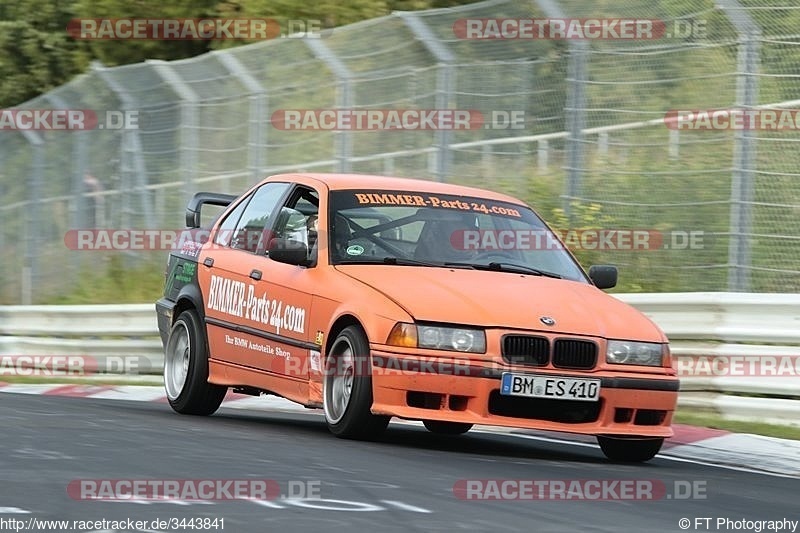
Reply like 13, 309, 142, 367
305, 214, 319, 263
414, 214, 477, 263
332, 214, 354, 259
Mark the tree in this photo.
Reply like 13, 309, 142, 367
0, 0, 85, 107
0, 0, 480, 106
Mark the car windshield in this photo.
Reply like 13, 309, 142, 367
329, 190, 587, 282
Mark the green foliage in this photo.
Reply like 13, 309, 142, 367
674, 410, 800, 440
0, 0, 482, 107
51, 254, 166, 304
0, 0, 86, 107
215, 0, 386, 31
71, 0, 217, 65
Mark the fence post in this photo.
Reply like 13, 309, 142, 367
668, 129, 680, 160
148, 60, 200, 205
538, 139, 549, 171
597, 132, 608, 158
398, 12, 456, 182
214, 50, 267, 185
306, 40, 353, 173
564, 40, 588, 221
44, 92, 88, 282
44, 93, 88, 231
727, 35, 760, 291
20, 131, 44, 304
718, 0, 761, 292
0, 147, 4, 288
92, 62, 153, 227
534, 0, 586, 219
383, 156, 395, 175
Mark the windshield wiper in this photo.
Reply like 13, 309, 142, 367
490, 262, 562, 278
443, 261, 562, 279
339, 256, 457, 268
382, 257, 473, 269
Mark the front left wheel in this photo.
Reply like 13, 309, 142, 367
323, 326, 390, 440
164, 309, 227, 416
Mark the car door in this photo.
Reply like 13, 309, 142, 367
199, 180, 292, 375
248, 184, 322, 382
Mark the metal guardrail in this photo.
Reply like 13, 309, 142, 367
1, 294, 798, 425
622, 293, 800, 427
0, 304, 156, 337
621, 292, 800, 344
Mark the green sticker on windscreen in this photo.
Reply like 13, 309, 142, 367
346, 245, 365, 256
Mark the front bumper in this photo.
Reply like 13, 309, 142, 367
369, 349, 679, 437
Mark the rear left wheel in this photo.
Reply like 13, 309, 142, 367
164, 309, 227, 416
323, 326, 389, 440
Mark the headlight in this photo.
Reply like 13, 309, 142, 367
606, 340, 664, 367
387, 323, 486, 353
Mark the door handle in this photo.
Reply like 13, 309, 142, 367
249, 269, 262, 281
203, 257, 214, 267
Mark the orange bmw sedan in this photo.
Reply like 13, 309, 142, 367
156, 173, 679, 462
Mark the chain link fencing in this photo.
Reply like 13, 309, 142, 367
1, 0, 798, 303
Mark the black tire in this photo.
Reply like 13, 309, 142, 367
323, 326, 390, 440
164, 309, 227, 416
597, 436, 664, 463
423, 420, 473, 435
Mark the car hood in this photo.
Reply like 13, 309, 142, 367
335, 265, 664, 341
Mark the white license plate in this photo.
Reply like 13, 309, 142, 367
500, 373, 600, 402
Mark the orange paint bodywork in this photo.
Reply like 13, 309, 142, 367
193, 173, 678, 438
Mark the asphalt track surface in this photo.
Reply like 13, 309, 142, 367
1, 393, 797, 533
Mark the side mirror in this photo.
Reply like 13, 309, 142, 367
588, 265, 617, 290
268, 238, 310, 266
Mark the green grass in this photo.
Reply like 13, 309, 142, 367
48, 255, 166, 304
674, 410, 800, 441
0, 375, 162, 386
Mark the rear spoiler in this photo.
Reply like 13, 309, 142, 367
185, 192, 238, 228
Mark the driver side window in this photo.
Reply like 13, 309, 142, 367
228, 182, 290, 253
270, 187, 320, 264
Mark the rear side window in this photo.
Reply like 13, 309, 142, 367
218, 182, 290, 252
214, 198, 249, 247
